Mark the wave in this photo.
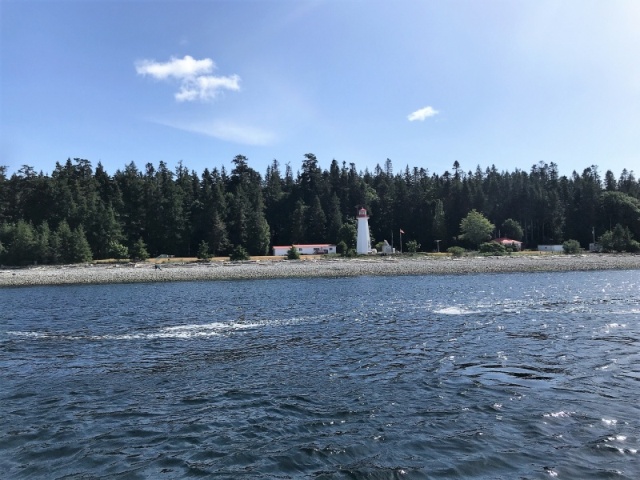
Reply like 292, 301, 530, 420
5, 313, 329, 342
6, 322, 257, 341
433, 306, 481, 315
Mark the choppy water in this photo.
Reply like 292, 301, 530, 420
1, 270, 639, 479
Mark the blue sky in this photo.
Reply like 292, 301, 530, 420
1, 0, 639, 178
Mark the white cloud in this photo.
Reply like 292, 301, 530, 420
154, 118, 275, 146
408, 106, 439, 121
135, 55, 240, 102
175, 74, 241, 102
135, 55, 213, 80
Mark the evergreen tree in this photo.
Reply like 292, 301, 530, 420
0, 166, 7, 224
196, 168, 229, 255
290, 200, 307, 243
306, 195, 327, 242
227, 155, 268, 254
300, 153, 322, 203
227, 187, 249, 248
3, 220, 37, 265
130, 237, 149, 261
197, 240, 211, 260
286, 245, 300, 260
55, 220, 74, 264
325, 193, 343, 243
246, 207, 271, 255
71, 225, 93, 263
114, 162, 146, 249
34, 222, 54, 264
209, 210, 230, 255
432, 199, 447, 247
264, 159, 287, 246
90, 202, 124, 259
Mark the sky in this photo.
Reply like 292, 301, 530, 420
1, 0, 639, 178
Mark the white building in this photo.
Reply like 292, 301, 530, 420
356, 207, 371, 254
272, 244, 337, 256
538, 244, 564, 252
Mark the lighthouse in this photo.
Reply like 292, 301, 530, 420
356, 207, 370, 255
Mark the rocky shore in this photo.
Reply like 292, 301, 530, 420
1, 254, 639, 287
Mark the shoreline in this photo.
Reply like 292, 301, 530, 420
1, 254, 639, 287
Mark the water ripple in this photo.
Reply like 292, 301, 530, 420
2, 271, 640, 478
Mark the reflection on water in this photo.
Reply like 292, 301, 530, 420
1, 271, 639, 478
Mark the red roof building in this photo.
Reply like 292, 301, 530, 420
492, 237, 523, 250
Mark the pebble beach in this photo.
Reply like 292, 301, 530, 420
1, 254, 639, 287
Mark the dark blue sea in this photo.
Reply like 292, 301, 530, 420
1, 270, 639, 479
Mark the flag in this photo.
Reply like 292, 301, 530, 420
400, 229, 405, 234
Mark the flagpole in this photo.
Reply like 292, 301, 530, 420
400, 230, 403, 254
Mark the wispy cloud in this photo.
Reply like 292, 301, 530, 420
135, 55, 240, 102
154, 118, 276, 146
408, 106, 439, 121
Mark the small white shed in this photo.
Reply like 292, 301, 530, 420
537, 245, 564, 252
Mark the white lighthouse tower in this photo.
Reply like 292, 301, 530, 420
356, 207, 370, 254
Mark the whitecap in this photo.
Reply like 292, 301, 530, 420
5, 314, 328, 342
434, 306, 480, 315
611, 309, 640, 315
543, 411, 573, 418
605, 322, 627, 329
7, 331, 47, 338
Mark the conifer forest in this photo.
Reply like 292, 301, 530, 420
1, 154, 639, 265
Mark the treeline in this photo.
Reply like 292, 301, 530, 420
1, 155, 639, 265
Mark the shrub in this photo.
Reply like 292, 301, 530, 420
447, 246, 465, 257
562, 239, 582, 254
599, 224, 640, 253
479, 242, 508, 255
229, 245, 250, 261
108, 241, 129, 260
286, 246, 300, 260
406, 239, 420, 253
197, 240, 211, 260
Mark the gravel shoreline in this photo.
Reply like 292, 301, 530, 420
1, 254, 639, 287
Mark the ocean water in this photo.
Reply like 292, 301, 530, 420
1, 270, 639, 479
